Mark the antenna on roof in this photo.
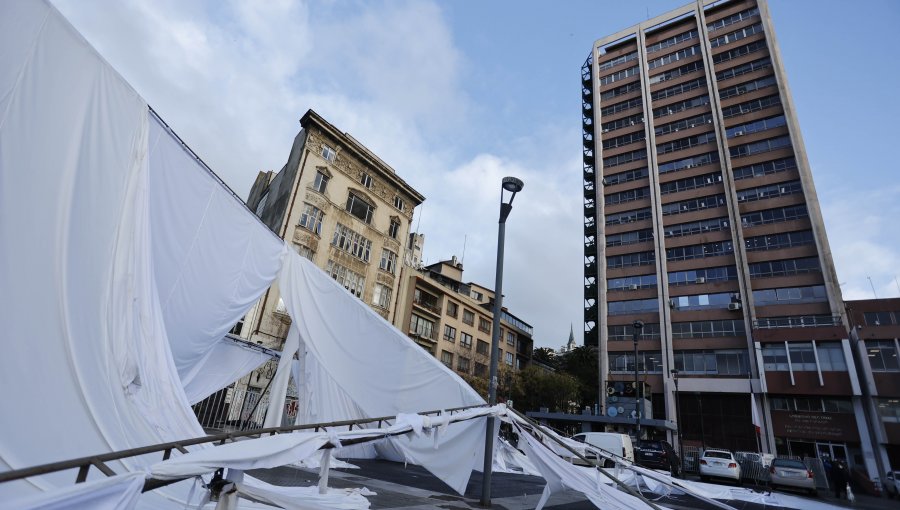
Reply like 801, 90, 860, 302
461, 234, 467, 264
867, 275, 878, 299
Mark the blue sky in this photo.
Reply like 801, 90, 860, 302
54, 0, 900, 348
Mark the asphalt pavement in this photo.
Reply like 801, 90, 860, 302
248, 459, 895, 510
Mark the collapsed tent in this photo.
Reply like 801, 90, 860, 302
0, 0, 484, 506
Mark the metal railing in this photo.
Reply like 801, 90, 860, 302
0, 404, 488, 493
753, 315, 842, 329
192, 384, 298, 432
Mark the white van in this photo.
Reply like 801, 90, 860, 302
572, 432, 634, 466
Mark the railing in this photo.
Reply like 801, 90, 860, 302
0, 404, 488, 493
753, 315, 842, 329
413, 297, 442, 315
679, 446, 831, 490
192, 384, 298, 432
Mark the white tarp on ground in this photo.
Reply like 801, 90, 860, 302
5, 473, 145, 510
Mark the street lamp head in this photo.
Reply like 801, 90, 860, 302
502, 176, 524, 193
632, 320, 644, 330
670, 368, 679, 378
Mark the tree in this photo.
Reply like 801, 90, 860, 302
531, 347, 558, 369
512, 365, 579, 413
557, 345, 599, 410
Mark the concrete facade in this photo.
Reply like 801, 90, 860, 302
582, 0, 880, 483
392, 256, 534, 390
238, 109, 424, 377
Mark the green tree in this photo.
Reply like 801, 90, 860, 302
531, 347, 558, 369
513, 365, 579, 413
557, 345, 599, 410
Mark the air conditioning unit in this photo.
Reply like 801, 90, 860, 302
629, 284, 639, 290
734, 130, 745, 136
696, 277, 706, 284
728, 302, 742, 311
669, 298, 677, 308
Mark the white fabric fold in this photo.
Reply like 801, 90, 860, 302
4, 473, 145, 510
150, 433, 330, 480
182, 338, 272, 405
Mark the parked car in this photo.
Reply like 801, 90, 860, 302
699, 449, 741, 485
735, 451, 774, 482
769, 458, 816, 495
883, 471, 900, 498
572, 432, 634, 467
635, 440, 681, 477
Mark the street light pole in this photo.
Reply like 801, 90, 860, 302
632, 320, 644, 439
481, 176, 523, 508
671, 368, 683, 476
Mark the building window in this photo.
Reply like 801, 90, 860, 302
598, 50, 638, 71
752, 285, 827, 306
605, 187, 651, 206
608, 298, 659, 315
719, 76, 776, 100
446, 301, 459, 318
608, 322, 662, 341
294, 243, 315, 261
478, 317, 491, 334
441, 350, 453, 368
608, 273, 658, 291
749, 257, 821, 278
360, 173, 373, 189
670, 292, 735, 311
710, 22, 763, 48
393, 196, 405, 211
741, 205, 808, 227
462, 309, 475, 326
868, 340, 900, 372
325, 260, 366, 298
788, 342, 817, 371
506, 331, 516, 346
661, 194, 726, 216
505, 352, 514, 366
372, 283, 392, 309
388, 219, 400, 239
647, 44, 700, 70
607, 251, 655, 269
665, 240, 734, 262
609, 352, 663, 373
321, 145, 336, 162
727, 115, 787, 140
409, 314, 435, 340
474, 362, 487, 377
313, 169, 330, 193
477, 339, 489, 355
345, 193, 374, 224
875, 398, 900, 420
603, 148, 647, 168
671, 320, 745, 339
664, 215, 730, 239
332, 223, 372, 262
379, 248, 397, 274
605, 207, 652, 226
762, 344, 789, 371
460, 332, 473, 348
653, 95, 710, 119
298, 203, 325, 235
457, 356, 470, 373
443, 325, 457, 342
745, 230, 814, 251
673, 349, 748, 375
708, 6, 760, 32
817, 342, 847, 371
599, 65, 639, 86
667, 266, 738, 285
865, 312, 897, 326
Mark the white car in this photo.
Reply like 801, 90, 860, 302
699, 449, 742, 485
884, 471, 900, 498
769, 458, 816, 495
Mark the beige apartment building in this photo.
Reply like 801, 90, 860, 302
393, 256, 534, 389
240, 109, 425, 356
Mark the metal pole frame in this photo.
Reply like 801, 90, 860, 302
481, 177, 521, 507
672, 369, 684, 476
632, 320, 644, 439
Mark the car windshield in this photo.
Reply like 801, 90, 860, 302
773, 459, 806, 469
638, 441, 661, 450
704, 451, 731, 459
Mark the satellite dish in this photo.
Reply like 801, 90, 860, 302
631, 410, 637, 418
610, 395, 618, 403
618, 406, 625, 414
608, 407, 618, 417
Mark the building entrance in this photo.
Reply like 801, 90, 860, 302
816, 442, 848, 462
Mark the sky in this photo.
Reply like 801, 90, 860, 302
53, 0, 900, 349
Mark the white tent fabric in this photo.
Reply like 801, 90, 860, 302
277, 251, 485, 423
0, 1, 202, 498
147, 112, 285, 382
182, 338, 273, 405
4, 472, 145, 510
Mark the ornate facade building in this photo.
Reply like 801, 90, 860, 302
242, 109, 424, 362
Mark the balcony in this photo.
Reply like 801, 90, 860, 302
753, 315, 846, 342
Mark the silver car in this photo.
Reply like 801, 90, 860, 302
769, 458, 816, 495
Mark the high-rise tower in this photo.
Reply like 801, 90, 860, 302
582, 0, 878, 478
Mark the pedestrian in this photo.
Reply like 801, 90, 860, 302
831, 460, 849, 499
